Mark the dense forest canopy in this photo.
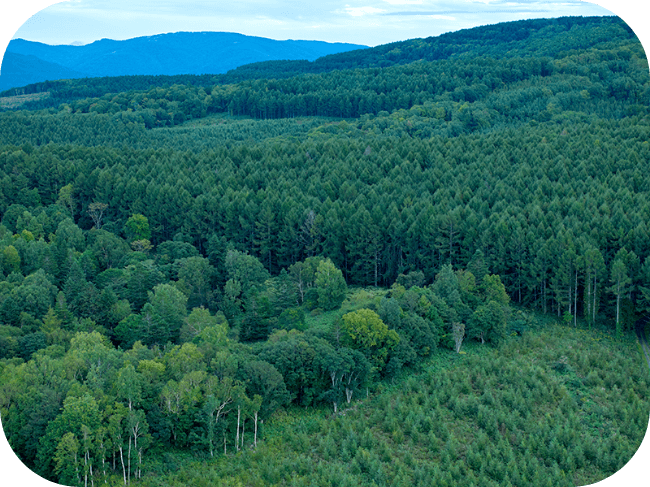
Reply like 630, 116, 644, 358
0, 15, 649, 487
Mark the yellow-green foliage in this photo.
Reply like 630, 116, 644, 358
342, 308, 399, 370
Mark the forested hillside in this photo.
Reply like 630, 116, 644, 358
0, 33, 367, 92
0, 52, 87, 94
0, 15, 649, 487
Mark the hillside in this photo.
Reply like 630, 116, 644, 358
0, 51, 88, 92
0, 15, 648, 487
0, 16, 637, 102
0, 32, 367, 92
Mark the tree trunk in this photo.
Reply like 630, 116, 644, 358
75, 452, 80, 486
254, 411, 258, 448
574, 268, 578, 327
241, 418, 245, 451
593, 277, 597, 324
585, 275, 592, 328
89, 454, 94, 487
127, 437, 131, 484
374, 249, 378, 288
119, 446, 126, 486
616, 280, 621, 333
236, 406, 241, 452
134, 429, 139, 479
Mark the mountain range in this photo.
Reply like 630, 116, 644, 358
0, 32, 367, 91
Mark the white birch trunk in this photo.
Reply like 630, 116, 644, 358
254, 412, 258, 448
236, 406, 241, 452
593, 277, 597, 324
75, 452, 80, 486
574, 268, 578, 327
127, 436, 131, 484
616, 280, 621, 330
241, 418, 245, 450
346, 388, 353, 404
89, 456, 94, 487
119, 446, 126, 486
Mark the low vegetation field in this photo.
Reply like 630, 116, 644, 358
0, 92, 50, 109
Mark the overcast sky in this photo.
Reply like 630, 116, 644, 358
2, 0, 629, 48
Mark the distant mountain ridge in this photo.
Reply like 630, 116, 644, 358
0, 51, 88, 92
0, 32, 367, 91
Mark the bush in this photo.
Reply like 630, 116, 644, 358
310, 308, 324, 316
278, 307, 306, 331
18, 331, 47, 360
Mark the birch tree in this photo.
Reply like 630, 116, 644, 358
583, 246, 605, 329
452, 322, 465, 353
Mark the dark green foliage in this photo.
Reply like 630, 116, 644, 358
237, 360, 291, 419
258, 331, 332, 407
18, 331, 47, 359
277, 307, 306, 331
395, 270, 425, 289
156, 240, 199, 265
123, 261, 165, 311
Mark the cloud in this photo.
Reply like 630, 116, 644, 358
383, 8, 553, 16
9, 0, 615, 48
381, 0, 423, 4
343, 5, 386, 16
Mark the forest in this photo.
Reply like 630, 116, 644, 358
0, 15, 649, 486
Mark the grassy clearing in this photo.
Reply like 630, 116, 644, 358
0, 92, 50, 109
304, 286, 388, 334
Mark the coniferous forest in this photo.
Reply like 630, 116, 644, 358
1, 15, 650, 486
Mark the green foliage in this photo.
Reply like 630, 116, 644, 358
148, 283, 188, 344
395, 270, 425, 289
482, 274, 510, 305
277, 307, 306, 331
469, 300, 508, 345
342, 308, 399, 370
224, 250, 268, 285
136, 324, 647, 487
2, 245, 20, 274
176, 256, 215, 309
315, 259, 347, 311
124, 213, 151, 242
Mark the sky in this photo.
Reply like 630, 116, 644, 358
0, 0, 630, 48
